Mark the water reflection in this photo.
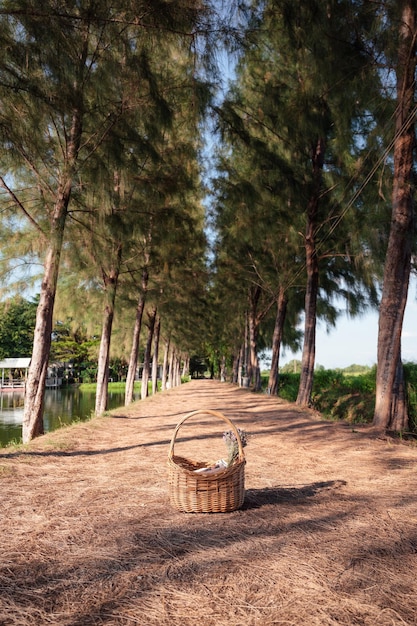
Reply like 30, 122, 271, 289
0, 387, 138, 447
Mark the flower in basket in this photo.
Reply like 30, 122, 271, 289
223, 428, 248, 466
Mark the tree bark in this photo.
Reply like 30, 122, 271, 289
247, 285, 262, 391
174, 354, 181, 387
249, 318, 261, 391
22, 30, 87, 441
161, 336, 170, 390
22, 212, 66, 442
242, 314, 249, 384
124, 267, 148, 406
141, 306, 157, 400
296, 136, 325, 406
237, 343, 245, 385
220, 355, 226, 382
232, 348, 241, 384
182, 355, 189, 379
389, 359, 408, 432
168, 346, 175, 389
373, 1, 416, 432
95, 257, 121, 416
267, 286, 288, 395
151, 315, 161, 395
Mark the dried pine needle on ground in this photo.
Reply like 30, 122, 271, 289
1, 379, 416, 625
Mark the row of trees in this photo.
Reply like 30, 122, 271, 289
207, 0, 417, 433
0, 1, 415, 440
0, 1, 217, 441
0, 296, 192, 389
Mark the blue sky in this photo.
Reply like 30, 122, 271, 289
279, 277, 417, 369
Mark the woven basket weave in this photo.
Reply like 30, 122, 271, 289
168, 409, 246, 513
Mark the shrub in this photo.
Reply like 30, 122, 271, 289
404, 362, 417, 431
259, 365, 417, 431
278, 373, 300, 402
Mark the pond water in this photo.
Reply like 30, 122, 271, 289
0, 387, 139, 447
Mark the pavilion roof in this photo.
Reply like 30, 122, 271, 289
0, 358, 31, 369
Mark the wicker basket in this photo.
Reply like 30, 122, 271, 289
167, 409, 246, 513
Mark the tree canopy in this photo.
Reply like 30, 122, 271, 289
0, 0, 416, 439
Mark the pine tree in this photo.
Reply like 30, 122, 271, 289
373, 1, 417, 432
0, 1, 212, 440
212, 0, 383, 402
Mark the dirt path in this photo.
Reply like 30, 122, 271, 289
1, 379, 417, 625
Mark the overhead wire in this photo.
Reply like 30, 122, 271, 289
282, 92, 417, 293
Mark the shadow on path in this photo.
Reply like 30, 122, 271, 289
243, 479, 347, 509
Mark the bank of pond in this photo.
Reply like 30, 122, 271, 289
0, 384, 141, 448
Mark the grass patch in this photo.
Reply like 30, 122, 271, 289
79, 379, 187, 393
262, 364, 417, 430
79, 381, 141, 392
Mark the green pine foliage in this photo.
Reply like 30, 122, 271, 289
0, 296, 37, 358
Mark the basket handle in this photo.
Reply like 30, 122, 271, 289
168, 409, 245, 461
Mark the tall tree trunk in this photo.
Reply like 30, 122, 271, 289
174, 354, 181, 387
22, 36, 86, 442
242, 312, 249, 383
248, 316, 261, 390
220, 355, 226, 382
296, 136, 325, 406
247, 285, 262, 390
182, 356, 189, 379
22, 213, 66, 442
373, 1, 416, 432
168, 346, 175, 389
151, 315, 161, 395
95, 259, 121, 416
141, 306, 157, 400
161, 336, 170, 391
268, 286, 288, 395
232, 348, 240, 384
237, 343, 245, 386
296, 220, 319, 406
389, 359, 408, 432
125, 267, 148, 406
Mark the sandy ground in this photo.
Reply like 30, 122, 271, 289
1, 379, 417, 625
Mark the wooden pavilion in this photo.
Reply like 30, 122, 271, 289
0, 358, 31, 390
